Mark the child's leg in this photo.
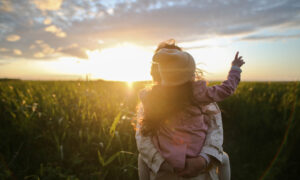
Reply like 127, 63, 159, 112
138, 154, 150, 180
218, 152, 231, 180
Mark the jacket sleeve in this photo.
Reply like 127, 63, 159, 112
193, 67, 241, 103
200, 102, 224, 163
135, 103, 165, 174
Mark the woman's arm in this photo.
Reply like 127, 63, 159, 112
200, 102, 224, 162
135, 103, 165, 174
193, 52, 245, 103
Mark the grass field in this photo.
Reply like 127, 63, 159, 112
0, 80, 299, 180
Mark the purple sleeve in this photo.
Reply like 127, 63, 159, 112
193, 68, 241, 103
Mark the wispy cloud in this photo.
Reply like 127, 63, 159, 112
0, 0, 299, 60
32, 0, 64, 11
0, 0, 13, 12
6, 34, 20, 42
243, 33, 300, 41
44, 25, 67, 38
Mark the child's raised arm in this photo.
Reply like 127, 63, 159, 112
193, 52, 245, 103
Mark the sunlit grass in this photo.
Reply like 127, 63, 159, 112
0, 81, 299, 179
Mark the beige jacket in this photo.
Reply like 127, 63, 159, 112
135, 102, 224, 180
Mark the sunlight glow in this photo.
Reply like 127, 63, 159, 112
190, 46, 232, 74
38, 41, 233, 81
85, 43, 153, 81
127, 81, 134, 88
49, 42, 153, 81
179, 39, 233, 79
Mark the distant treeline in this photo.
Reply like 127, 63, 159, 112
0, 78, 21, 81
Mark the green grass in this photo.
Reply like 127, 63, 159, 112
0, 81, 299, 180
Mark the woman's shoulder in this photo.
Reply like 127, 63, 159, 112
202, 102, 221, 114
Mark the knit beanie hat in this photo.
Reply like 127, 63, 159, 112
152, 48, 196, 86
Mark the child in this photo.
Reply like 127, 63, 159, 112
137, 40, 244, 179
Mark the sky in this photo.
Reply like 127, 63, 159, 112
0, 0, 300, 81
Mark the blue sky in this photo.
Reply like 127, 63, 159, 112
0, 0, 299, 81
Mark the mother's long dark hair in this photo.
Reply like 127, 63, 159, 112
140, 40, 198, 136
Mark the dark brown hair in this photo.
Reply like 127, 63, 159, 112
140, 40, 197, 136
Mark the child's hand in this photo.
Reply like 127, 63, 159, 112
231, 51, 245, 68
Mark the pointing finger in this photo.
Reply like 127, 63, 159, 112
235, 51, 239, 60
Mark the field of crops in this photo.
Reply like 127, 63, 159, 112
0, 80, 299, 180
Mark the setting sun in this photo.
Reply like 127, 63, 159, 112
84, 43, 153, 81
41, 42, 154, 81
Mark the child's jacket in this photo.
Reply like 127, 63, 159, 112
140, 68, 241, 170
136, 102, 223, 180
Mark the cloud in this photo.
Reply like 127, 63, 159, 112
242, 33, 300, 41
34, 52, 45, 58
60, 46, 88, 59
0, 48, 9, 52
6, 34, 21, 42
43, 17, 52, 25
0, 0, 300, 60
13, 49, 22, 55
0, 0, 13, 12
44, 25, 67, 38
30, 40, 56, 58
106, 8, 114, 15
31, 0, 63, 11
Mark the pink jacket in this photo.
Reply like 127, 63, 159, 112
141, 67, 241, 170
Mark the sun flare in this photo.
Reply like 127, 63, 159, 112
85, 43, 153, 81
50, 42, 153, 81
126, 80, 134, 88
42, 41, 232, 81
